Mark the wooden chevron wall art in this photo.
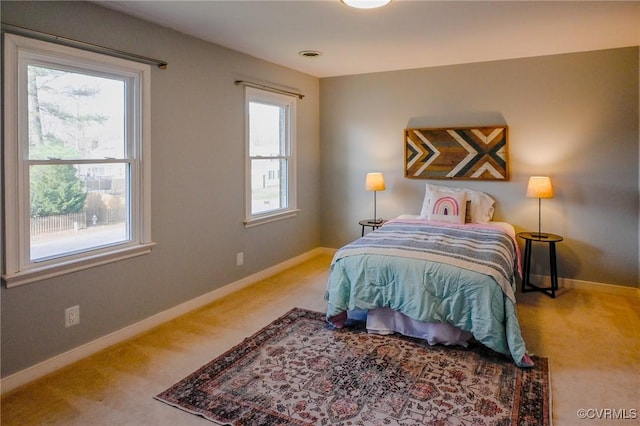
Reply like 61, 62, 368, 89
404, 126, 509, 180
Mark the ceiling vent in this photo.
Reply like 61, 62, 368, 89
298, 50, 322, 58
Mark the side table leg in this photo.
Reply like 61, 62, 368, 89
522, 240, 532, 293
549, 242, 558, 298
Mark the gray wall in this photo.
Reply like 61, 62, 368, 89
320, 48, 639, 288
1, 1, 321, 377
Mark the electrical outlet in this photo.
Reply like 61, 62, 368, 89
236, 252, 244, 266
65, 305, 80, 328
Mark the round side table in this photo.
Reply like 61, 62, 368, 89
517, 232, 563, 298
359, 220, 385, 236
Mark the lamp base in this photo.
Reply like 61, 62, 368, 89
367, 219, 384, 224
530, 232, 549, 239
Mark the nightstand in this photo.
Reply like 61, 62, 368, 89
517, 232, 563, 298
359, 220, 385, 236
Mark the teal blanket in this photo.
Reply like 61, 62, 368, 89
326, 220, 530, 367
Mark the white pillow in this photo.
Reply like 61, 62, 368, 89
427, 188, 467, 224
419, 183, 495, 223
466, 189, 495, 223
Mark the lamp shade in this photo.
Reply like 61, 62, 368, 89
526, 176, 554, 198
365, 173, 386, 191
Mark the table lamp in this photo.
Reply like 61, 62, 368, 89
526, 176, 554, 238
365, 172, 385, 224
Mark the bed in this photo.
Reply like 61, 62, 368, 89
325, 184, 533, 368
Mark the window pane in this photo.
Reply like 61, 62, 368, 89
251, 159, 287, 214
249, 102, 284, 156
30, 163, 129, 261
27, 65, 125, 160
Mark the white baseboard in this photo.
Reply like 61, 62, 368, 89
526, 274, 640, 297
0, 248, 331, 395
2, 249, 636, 395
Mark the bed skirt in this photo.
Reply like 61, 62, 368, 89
349, 308, 473, 347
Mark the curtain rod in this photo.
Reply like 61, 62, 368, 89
1, 23, 168, 70
235, 80, 304, 99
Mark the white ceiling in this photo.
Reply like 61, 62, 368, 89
97, 1, 640, 78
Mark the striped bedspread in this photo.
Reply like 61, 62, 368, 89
332, 219, 519, 303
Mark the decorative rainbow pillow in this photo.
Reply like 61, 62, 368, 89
428, 189, 467, 224
419, 183, 495, 223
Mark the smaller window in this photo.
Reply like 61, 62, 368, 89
244, 87, 298, 226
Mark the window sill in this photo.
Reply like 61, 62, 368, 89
2, 242, 156, 288
244, 209, 300, 228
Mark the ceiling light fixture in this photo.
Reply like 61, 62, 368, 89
298, 50, 322, 58
341, 0, 391, 9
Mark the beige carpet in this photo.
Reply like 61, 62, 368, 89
1, 253, 639, 425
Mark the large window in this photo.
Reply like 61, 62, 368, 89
3, 34, 153, 287
244, 87, 298, 226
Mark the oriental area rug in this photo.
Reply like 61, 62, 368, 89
155, 308, 550, 426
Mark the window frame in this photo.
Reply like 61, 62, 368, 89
243, 87, 298, 227
2, 34, 154, 288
